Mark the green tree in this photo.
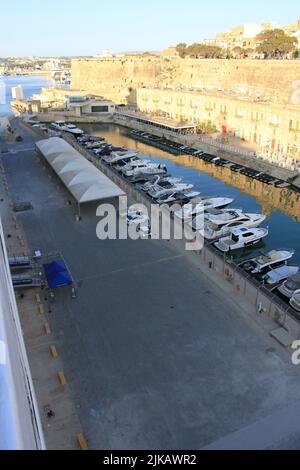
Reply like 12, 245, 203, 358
186, 43, 224, 59
175, 43, 187, 58
232, 47, 254, 58
232, 46, 243, 58
256, 29, 297, 59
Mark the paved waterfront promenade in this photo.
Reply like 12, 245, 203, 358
2, 122, 300, 449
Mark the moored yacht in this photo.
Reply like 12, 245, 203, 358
202, 213, 266, 240
262, 265, 299, 285
123, 162, 167, 178
102, 149, 139, 164
51, 121, 83, 135
174, 197, 234, 221
241, 249, 295, 275
148, 182, 194, 199
85, 140, 107, 149
64, 123, 84, 135
157, 191, 201, 205
51, 120, 66, 131
120, 159, 152, 173
278, 273, 300, 299
204, 208, 246, 226
137, 176, 182, 192
214, 227, 269, 252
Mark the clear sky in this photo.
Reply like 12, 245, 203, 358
0, 0, 299, 56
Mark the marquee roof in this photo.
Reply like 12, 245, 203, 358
36, 137, 125, 203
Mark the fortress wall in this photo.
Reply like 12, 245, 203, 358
71, 58, 300, 106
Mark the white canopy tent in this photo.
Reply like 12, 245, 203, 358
36, 137, 125, 215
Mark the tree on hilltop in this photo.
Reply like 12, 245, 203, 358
232, 46, 254, 59
256, 29, 297, 59
186, 43, 224, 58
176, 43, 187, 58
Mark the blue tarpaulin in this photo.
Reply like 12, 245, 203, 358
43, 260, 72, 289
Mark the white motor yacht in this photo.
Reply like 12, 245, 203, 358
157, 191, 201, 205
263, 265, 299, 285
183, 191, 201, 200
203, 213, 266, 240
148, 182, 193, 199
214, 227, 269, 252
120, 159, 152, 173
123, 163, 167, 178
63, 123, 84, 135
241, 249, 295, 275
51, 121, 83, 135
51, 120, 65, 130
205, 208, 247, 226
119, 159, 151, 172
278, 273, 300, 299
139, 176, 182, 192
175, 197, 234, 221
103, 149, 139, 164
85, 141, 107, 149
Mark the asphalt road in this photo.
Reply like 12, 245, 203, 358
2, 127, 300, 450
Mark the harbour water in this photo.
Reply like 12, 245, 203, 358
0, 74, 53, 116
81, 123, 300, 265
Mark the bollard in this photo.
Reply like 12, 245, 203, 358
77, 433, 88, 450
50, 345, 59, 359
58, 371, 67, 385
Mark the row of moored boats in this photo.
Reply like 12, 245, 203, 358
130, 130, 291, 189
60, 130, 300, 314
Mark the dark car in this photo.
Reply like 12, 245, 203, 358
15, 135, 23, 142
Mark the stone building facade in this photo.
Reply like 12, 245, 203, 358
136, 87, 300, 162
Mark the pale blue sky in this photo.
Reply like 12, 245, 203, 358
0, 0, 299, 56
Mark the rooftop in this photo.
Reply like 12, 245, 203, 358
115, 108, 197, 130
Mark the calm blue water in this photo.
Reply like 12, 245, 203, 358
0, 74, 53, 116
81, 123, 300, 264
